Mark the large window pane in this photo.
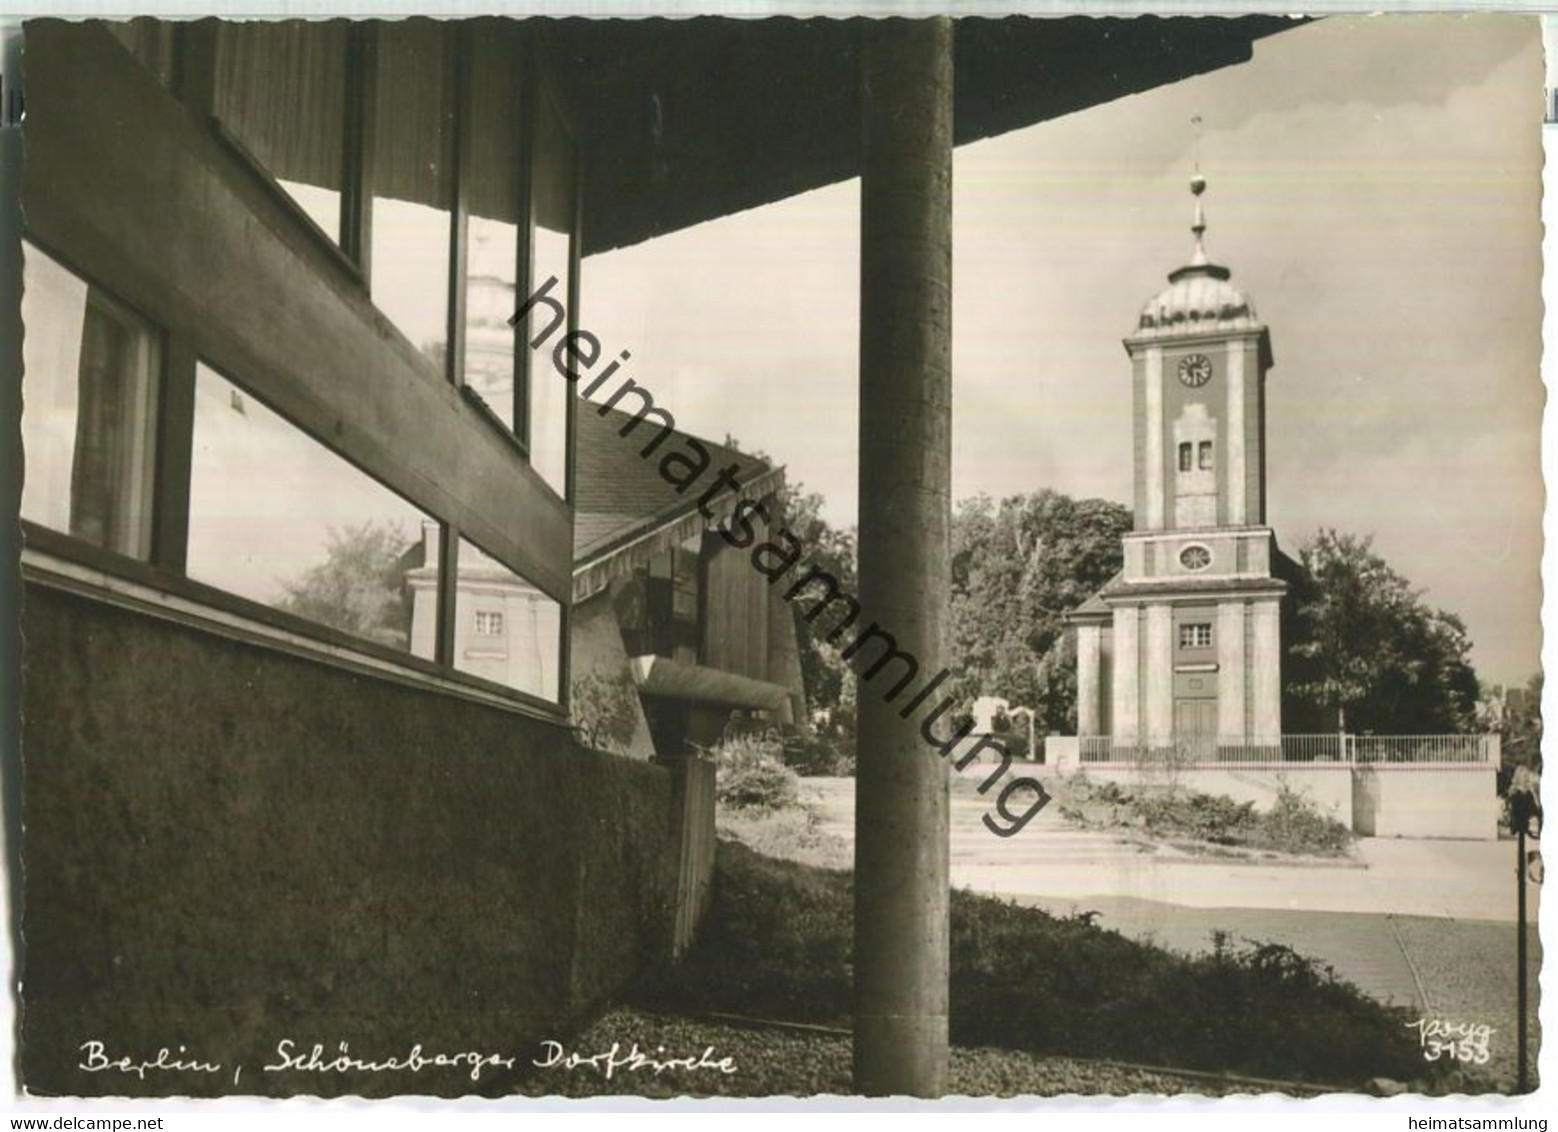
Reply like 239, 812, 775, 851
187, 363, 433, 653
461, 28, 523, 430
528, 95, 574, 496
20, 242, 159, 560
370, 20, 452, 364
213, 21, 348, 242
453, 537, 562, 703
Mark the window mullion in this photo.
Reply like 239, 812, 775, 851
445, 23, 472, 389
151, 338, 197, 574
513, 50, 536, 450
436, 521, 459, 667
343, 23, 377, 282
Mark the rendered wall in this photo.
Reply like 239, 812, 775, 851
1353, 764, 1500, 841
1067, 760, 1499, 840
20, 583, 702, 1097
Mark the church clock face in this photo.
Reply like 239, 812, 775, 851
1177, 353, 1213, 388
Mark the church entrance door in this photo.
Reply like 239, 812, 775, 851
1174, 698, 1217, 761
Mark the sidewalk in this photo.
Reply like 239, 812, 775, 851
801, 778, 1538, 922
799, 776, 1542, 1087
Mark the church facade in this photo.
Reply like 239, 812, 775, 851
1069, 177, 1293, 753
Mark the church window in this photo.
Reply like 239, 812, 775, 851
1178, 443, 1193, 472
475, 610, 505, 637
1198, 441, 1214, 471
1179, 623, 1213, 650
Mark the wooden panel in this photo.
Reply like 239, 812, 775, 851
21, 22, 572, 601
702, 521, 771, 684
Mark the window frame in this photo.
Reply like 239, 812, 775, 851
24, 19, 574, 722
1178, 622, 1214, 650
19, 237, 171, 567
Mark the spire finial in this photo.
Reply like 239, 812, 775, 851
1189, 115, 1209, 266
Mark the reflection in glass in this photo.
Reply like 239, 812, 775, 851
187, 363, 431, 652
20, 242, 160, 559
529, 223, 570, 494
461, 28, 522, 430
370, 20, 452, 362
451, 538, 562, 702
527, 95, 574, 496
213, 21, 348, 242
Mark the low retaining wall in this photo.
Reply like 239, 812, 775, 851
1058, 749, 1500, 841
1353, 762, 1499, 840
20, 583, 716, 1097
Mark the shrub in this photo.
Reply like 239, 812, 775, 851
712, 732, 801, 812
1060, 778, 1355, 857
779, 726, 856, 776
1136, 790, 1259, 845
569, 670, 641, 754
639, 841, 1435, 1088
1262, 785, 1355, 855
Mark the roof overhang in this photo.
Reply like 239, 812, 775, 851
551, 15, 1304, 255
573, 465, 788, 602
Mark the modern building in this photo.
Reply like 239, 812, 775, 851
11, 15, 1299, 1097
404, 403, 808, 757
1067, 176, 1301, 754
570, 407, 806, 759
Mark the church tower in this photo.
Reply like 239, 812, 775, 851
1070, 173, 1287, 751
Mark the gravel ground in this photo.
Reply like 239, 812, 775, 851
1387, 914, 1542, 1091
514, 1008, 1297, 1099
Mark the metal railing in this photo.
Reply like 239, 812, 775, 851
1350, 734, 1492, 765
1078, 733, 1493, 766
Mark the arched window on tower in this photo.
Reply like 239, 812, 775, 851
1198, 441, 1214, 471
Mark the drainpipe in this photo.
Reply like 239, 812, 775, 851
853, 17, 953, 1098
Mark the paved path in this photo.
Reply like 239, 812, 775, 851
799, 775, 1542, 1084
801, 778, 1536, 923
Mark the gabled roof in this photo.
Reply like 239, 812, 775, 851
573, 402, 785, 598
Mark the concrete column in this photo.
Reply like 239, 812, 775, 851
1251, 598, 1282, 742
1217, 602, 1246, 741
1145, 603, 1174, 740
1076, 624, 1102, 737
853, 17, 953, 1099
1112, 606, 1140, 742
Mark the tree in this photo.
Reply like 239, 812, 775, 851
1488, 672, 1542, 796
1286, 529, 1480, 734
275, 520, 418, 648
1502, 673, 1544, 773
779, 482, 858, 717
948, 491, 1132, 734
570, 669, 642, 754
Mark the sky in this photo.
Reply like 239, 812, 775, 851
579, 14, 1545, 687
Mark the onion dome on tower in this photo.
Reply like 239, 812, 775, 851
1134, 173, 1262, 339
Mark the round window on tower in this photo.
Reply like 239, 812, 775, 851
1179, 544, 1213, 572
